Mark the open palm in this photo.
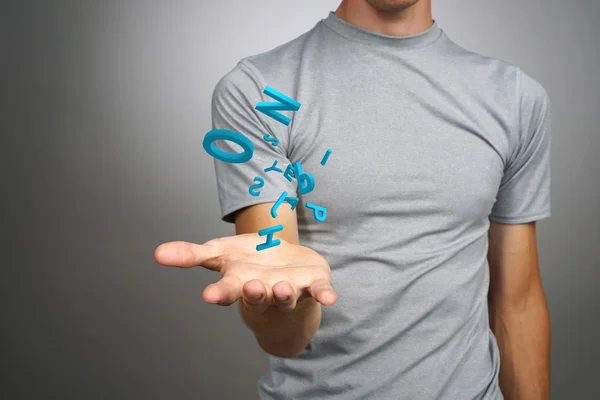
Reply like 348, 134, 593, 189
154, 234, 336, 312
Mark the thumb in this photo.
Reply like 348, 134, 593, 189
308, 280, 337, 307
154, 240, 223, 270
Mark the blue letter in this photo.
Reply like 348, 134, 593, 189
263, 133, 279, 147
270, 192, 300, 218
256, 224, 284, 251
264, 160, 283, 174
306, 203, 327, 222
284, 196, 299, 210
249, 177, 265, 197
203, 129, 254, 164
283, 163, 296, 182
271, 192, 287, 218
320, 149, 332, 166
294, 162, 315, 195
255, 86, 301, 126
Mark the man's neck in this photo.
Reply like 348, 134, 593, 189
335, 0, 433, 37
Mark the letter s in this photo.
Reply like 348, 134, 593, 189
249, 176, 265, 197
263, 134, 279, 147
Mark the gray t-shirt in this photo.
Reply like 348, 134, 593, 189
210, 11, 551, 400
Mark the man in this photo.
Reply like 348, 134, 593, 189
155, 0, 552, 399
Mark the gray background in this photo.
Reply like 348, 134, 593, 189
1, 1, 598, 399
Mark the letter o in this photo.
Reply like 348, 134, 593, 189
203, 129, 254, 164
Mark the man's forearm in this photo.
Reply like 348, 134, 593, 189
239, 297, 321, 358
490, 285, 551, 399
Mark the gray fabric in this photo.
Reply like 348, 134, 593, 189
210, 11, 551, 400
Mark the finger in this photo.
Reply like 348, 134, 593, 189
272, 281, 297, 312
154, 240, 223, 270
202, 275, 242, 306
241, 279, 269, 313
308, 280, 337, 307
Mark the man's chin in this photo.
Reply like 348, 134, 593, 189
365, 0, 421, 13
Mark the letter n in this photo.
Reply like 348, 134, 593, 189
255, 86, 301, 126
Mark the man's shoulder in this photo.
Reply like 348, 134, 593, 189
238, 20, 324, 83
211, 19, 323, 105
440, 35, 521, 85
441, 34, 549, 109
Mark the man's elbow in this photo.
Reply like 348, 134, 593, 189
256, 337, 307, 358
491, 280, 548, 317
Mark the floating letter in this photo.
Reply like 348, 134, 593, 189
270, 192, 300, 218
294, 162, 315, 195
249, 177, 265, 197
203, 129, 254, 164
284, 196, 299, 210
264, 160, 283, 174
306, 203, 327, 222
263, 133, 279, 147
283, 163, 296, 182
255, 86, 301, 126
256, 224, 284, 251
271, 192, 288, 218
320, 149, 332, 166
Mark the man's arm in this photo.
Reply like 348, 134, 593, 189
487, 220, 551, 399
234, 203, 322, 358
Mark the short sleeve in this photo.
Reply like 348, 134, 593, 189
489, 69, 552, 224
210, 61, 297, 223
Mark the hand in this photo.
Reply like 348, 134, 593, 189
154, 234, 337, 313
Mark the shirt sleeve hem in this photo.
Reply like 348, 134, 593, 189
220, 197, 292, 224
488, 210, 551, 225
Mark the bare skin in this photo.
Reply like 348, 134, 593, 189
488, 221, 551, 399
153, 0, 435, 362
155, 203, 336, 358
154, 235, 334, 309
335, 0, 433, 37
156, 3, 551, 397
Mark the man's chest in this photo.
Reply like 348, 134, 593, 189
289, 93, 508, 229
